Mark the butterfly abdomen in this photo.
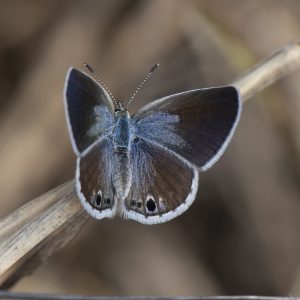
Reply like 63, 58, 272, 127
112, 151, 132, 200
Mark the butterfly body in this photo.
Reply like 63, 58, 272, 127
112, 108, 133, 199
64, 67, 241, 224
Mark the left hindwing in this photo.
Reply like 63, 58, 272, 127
122, 138, 199, 224
133, 86, 241, 171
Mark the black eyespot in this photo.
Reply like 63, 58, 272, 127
115, 109, 120, 112
133, 136, 139, 143
96, 193, 102, 206
106, 198, 111, 205
137, 201, 142, 208
146, 198, 156, 212
130, 200, 136, 206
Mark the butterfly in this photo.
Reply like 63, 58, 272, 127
64, 63, 241, 225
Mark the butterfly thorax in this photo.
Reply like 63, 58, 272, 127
113, 109, 130, 152
112, 109, 132, 200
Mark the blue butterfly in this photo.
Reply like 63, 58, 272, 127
64, 64, 241, 224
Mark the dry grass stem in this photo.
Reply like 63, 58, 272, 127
0, 291, 298, 300
0, 181, 83, 286
233, 40, 300, 102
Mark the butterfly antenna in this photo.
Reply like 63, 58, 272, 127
126, 63, 159, 109
84, 63, 118, 107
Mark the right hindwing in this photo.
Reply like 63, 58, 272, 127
76, 136, 117, 219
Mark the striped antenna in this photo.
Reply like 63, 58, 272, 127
126, 63, 160, 109
84, 63, 118, 107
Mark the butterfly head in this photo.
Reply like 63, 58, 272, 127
114, 101, 129, 117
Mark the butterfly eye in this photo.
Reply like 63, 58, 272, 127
130, 200, 136, 207
137, 201, 142, 208
106, 198, 111, 205
146, 197, 156, 212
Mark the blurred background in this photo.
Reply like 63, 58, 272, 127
1, 0, 300, 296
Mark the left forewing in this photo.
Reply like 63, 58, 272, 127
133, 86, 241, 171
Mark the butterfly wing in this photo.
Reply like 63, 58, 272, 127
77, 137, 117, 219
133, 86, 241, 171
64, 67, 114, 155
122, 86, 240, 224
121, 138, 199, 224
64, 68, 116, 219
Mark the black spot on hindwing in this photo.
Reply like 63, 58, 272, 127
96, 192, 102, 206
146, 198, 156, 212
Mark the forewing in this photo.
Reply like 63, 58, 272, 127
133, 86, 241, 171
121, 139, 199, 224
64, 68, 114, 154
76, 136, 117, 219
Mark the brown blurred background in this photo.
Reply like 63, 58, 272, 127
1, 0, 300, 296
